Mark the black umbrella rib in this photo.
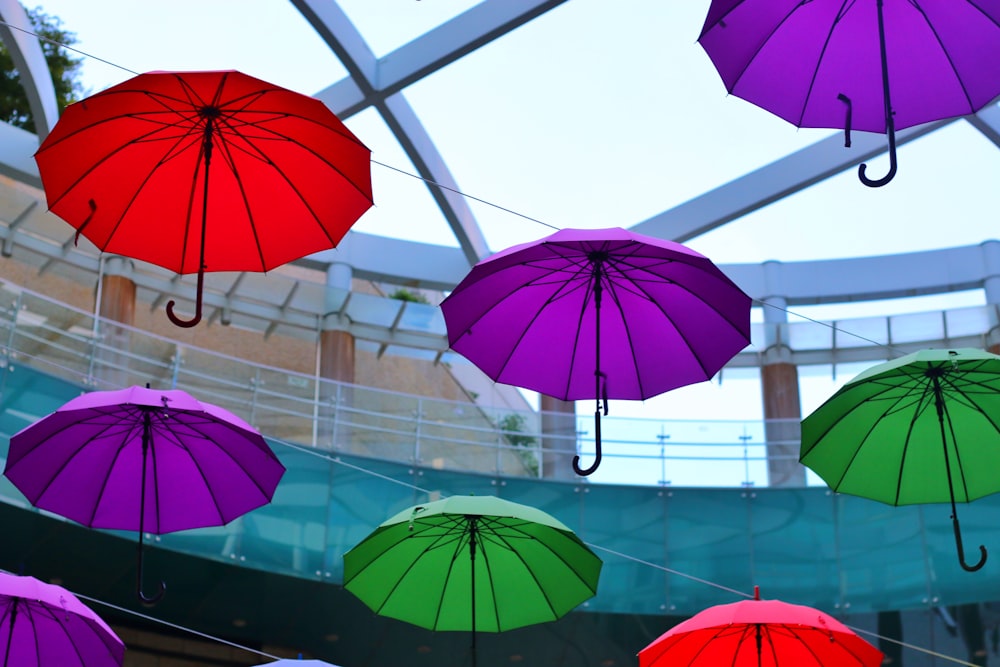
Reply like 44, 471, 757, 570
796, 0, 854, 129
356, 518, 467, 622
212, 103, 373, 254
161, 411, 277, 517
27, 600, 91, 666
479, 517, 598, 595
215, 97, 371, 183
909, 1, 976, 112
890, 376, 939, 506
17, 408, 138, 525
43, 111, 203, 219
808, 375, 925, 494
151, 411, 228, 528
604, 253, 742, 383
461, 246, 595, 395
20, 601, 42, 666
937, 369, 987, 503
474, 529, 504, 631
720, 1, 811, 101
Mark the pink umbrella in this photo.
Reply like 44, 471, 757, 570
640, 587, 883, 667
0, 573, 125, 667
441, 227, 751, 476
698, 0, 1000, 187
3, 385, 286, 605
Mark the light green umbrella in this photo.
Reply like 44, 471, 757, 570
343, 495, 602, 666
800, 348, 1000, 572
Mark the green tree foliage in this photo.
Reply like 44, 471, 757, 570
0, 5, 83, 131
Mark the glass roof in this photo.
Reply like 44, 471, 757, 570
31, 0, 998, 262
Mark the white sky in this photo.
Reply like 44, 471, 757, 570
25, 1, 1000, 484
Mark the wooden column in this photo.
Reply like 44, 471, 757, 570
761, 361, 805, 487
96, 259, 137, 388
100, 274, 136, 325
319, 329, 355, 384
540, 394, 576, 480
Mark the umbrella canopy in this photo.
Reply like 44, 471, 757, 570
441, 226, 750, 474
698, 0, 1000, 187
639, 587, 883, 667
343, 495, 602, 667
800, 348, 1000, 571
0, 573, 125, 667
4, 385, 286, 603
34, 69, 373, 326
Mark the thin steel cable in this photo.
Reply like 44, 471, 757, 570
0, 17, 963, 361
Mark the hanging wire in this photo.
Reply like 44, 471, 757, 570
0, 18, 138, 76
0, 17, 936, 361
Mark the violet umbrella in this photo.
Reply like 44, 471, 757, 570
699, 0, 1000, 187
0, 572, 125, 667
441, 227, 751, 476
3, 385, 286, 605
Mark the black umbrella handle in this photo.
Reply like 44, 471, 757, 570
857, 0, 898, 188
573, 409, 603, 476
165, 264, 205, 327
953, 516, 987, 572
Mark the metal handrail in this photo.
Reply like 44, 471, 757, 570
0, 276, 833, 487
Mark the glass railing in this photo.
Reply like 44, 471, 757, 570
0, 277, 993, 488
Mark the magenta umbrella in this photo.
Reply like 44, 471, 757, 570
0, 573, 125, 667
441, 227, 751, 476
699, 0, 1000, 187
3, 385, 286, 605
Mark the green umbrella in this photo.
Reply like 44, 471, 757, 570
800, 348, 1000, 572
343, 494, 602, 666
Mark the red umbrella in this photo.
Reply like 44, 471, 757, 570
639, 587, 883, 667
34, 70, 373, 327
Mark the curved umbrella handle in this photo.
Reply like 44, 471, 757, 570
857, 0, 897, 188
165, 264, 205, 327
136, 534, 166, 605
857, 126, 897, 188
573, 409, 603, 476
953, 515, 987, 572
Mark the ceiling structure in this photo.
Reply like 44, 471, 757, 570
0, 0, 998, 366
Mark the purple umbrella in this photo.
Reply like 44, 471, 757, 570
441, 227, 751, 475
699, 0, 1000, 187
0, 573, 125, 667
3, 385, 286, 605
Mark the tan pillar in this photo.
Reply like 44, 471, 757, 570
100, 274, 136, 325
759, 280, 806, 488
319, 329, 355, 384
540, 394, 577, 480
318, 262, 356, 450
761, 361, 805, 487
96, 258, 137, 388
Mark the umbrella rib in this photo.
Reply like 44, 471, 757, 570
27, 600, 89, 666
459, 244, 596, 397
478, 517, 599, 607
474, 529, 503, 632
16, 408, 141, 527
796, 0, 854, 129
158, 411, 278, 514
603, 252, 741, 384
909, 1, 980, 113
939, 371, 976, 503
711, 1, 808, 100
42, 114, 204, 230
805, 373, 926, 493
210, 102, 372, 260
884, 376, 937, 506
